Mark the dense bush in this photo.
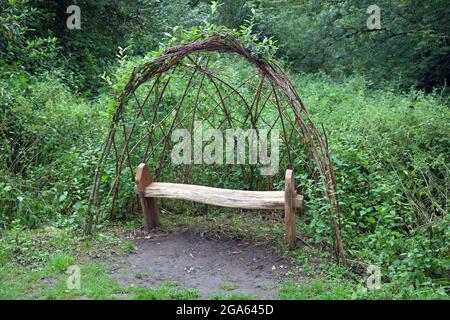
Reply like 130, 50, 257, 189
0, 71, 107, 228
296, 74, 449, 293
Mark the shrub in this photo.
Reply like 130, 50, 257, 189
296, 73, 449, 290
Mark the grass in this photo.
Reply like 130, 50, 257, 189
135, 272, 149, 280
0, 259, 200, 300
220, 283, 240, 291
0, 214, 447, 300
122, 240, 137, 254
0, 225, 201, 300
0, 265, 47, 299
48, 254, 76, 272
0, 213, 288, 300
0, 219, 271, 300
209, 293, 259, 300
278, 280, 354, 300
131, 282, 199, 300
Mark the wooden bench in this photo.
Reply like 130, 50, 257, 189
134, 163, 304, 249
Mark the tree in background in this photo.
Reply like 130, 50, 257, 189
3, 0, 448, 92
251, 0, 450, 91
1, 0, 210, 93
0, 0, 59, 74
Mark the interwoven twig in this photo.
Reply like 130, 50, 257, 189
85, 34, 346, 265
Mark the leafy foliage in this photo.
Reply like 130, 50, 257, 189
0, 72, 106, 228
295, 73, 449, 291
0, 0, 448, 299
251, 0, 450, 91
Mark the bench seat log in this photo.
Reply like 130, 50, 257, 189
136, 183, 303, 210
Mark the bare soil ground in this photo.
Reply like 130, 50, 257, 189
112, 231, 304, 299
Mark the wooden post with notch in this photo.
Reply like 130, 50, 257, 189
135, 163, 159, 231
284, 169, 297, 249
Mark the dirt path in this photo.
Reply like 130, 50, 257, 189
112, 232, 303, 299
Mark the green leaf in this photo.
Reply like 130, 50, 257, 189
59, 192, 68, 202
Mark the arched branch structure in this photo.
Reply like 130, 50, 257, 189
85, 34, 346, 265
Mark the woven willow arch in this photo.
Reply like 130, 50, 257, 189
86, 34, 346, 264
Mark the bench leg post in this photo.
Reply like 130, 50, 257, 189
284, 169, 297, 249
135, 163, 160, 232
139, 195, 159, 232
